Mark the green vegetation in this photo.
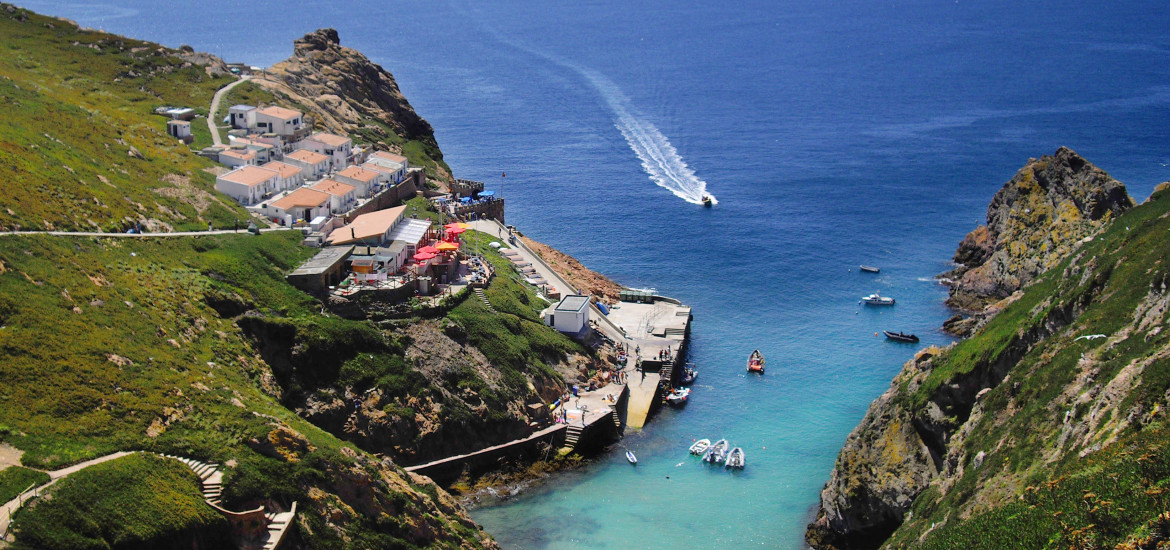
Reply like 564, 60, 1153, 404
886, 188, 1170, 547
0, 466, 49, 503
11, 453, 231, 550
0, 6, 249, 231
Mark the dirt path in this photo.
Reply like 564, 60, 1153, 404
208, 75, 251, 146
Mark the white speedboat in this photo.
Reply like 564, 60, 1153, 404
665, 387, 691, 406
689, 438, 711, 455
626, 450, 637, 465
703, 439, 729, 464
861, 292, 895, 306
725, 447, 746, 469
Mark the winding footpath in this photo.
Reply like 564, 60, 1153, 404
208, 75, 251, 146
0, 227, 295, 238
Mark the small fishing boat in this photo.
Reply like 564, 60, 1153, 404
859, 265, 880, 273
626, 450, 637, 465
747, 349, 765, 374
689, 438, 712, 455
665, 387, 691, 406
725, 447, 746, 469
703, 439, 730, 464
883, 330, 920, 343
701, 195, 713, 207
680, 365, 698, 385
861, 292, 896, 306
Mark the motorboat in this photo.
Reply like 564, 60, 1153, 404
703, 439, 730, 464
884, 330, 920, 343
689, 438, 712, 455
665, 387, 691, 406
626, 450, 637, 465
859, 265, 880, 273
680, 365, 698, 385
725, 447, 746, 469
747, 349, 765, 374
861, 292, 896, 306
701, 195, 713, 207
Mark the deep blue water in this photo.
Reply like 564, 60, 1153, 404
24, 0, 1170, 547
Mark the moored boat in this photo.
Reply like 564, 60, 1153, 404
703, 439, 730, 463
725, 447, 746, 469
665, 387, 690, 406
861, 292, 896, 306
747, 349, 765, 374
680, 365, 698, 385
859, 265, 880, 273
626, 450, 637, 465
883, 330, 920, 343
689, 438, 712, 455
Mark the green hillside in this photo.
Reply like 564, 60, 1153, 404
0, 5, 247, 232
883, 188, 1170, 548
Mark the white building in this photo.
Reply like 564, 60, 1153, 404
335, 165, 384, 197
228, 137, 276, 163
325, 206, 407, 246
228, 105, 256, 129
166, 120, 192, 142
298, 132, 352, 171
215, 165, 279, 205
258, 161, 304, 192
284, 149, 331, 180
265, 187, 331, 225
546, 295, 591, 336
310, 179, 357, 214
366, 151, 409, 183
255, 106, 304, 137
218, 149, 256, 168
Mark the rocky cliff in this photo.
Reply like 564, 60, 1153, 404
256, 29, 452, 184
942, 147, 1132, 334
807, 153, 1170, 550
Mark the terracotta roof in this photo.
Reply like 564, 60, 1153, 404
370, 151, 408, 164
337, 165, 381, 183
286, 149, 330, 165
326, 206, 408, 244
256, 106, 302, 120
260, 161, 302, 179
311, 179, 356, 197
309, 132, 351, 147
219, 150, 256, 161
269, 187, 330, 211
219, 165, 277, 187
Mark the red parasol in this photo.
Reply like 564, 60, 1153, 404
412, 252, 437, 261
418, 245, 440, 255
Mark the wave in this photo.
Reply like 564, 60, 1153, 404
465, 6, 714, 205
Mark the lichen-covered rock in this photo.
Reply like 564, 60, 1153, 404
944, 147, 1132, 313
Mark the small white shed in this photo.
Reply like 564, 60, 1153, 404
547, 295, 591, 336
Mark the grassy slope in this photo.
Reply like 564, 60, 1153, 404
0, 466, 49, 503
0, 6, 248, 232
886, 189, 1170, 548
11, 453, 230, 550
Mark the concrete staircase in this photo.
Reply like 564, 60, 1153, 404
473, 288, 495, 312
564, 425, 583, 448
263, 503, 297, 550
163, 454, 224, 506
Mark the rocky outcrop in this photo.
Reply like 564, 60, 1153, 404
942, 147, 1131, 321
257, 29, 452, 182
520, 236, 625, 305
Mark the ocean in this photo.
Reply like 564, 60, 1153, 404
22, 0, 1170, 547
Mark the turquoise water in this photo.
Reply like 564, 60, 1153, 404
26, 0, 1170, 547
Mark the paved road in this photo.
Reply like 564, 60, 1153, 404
208, 75, 251, 146
0, 227, 297, 238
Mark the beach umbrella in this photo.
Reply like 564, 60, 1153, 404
444, 222, 469, 230
445, 225, 467, 235
436, 242, 460, 252
412, 252, 436, 261
419, 245, 440, 254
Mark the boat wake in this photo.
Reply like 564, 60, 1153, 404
467, 9, 714, 205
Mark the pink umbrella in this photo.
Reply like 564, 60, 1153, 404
419, 245, 440, 255
413, 252, 437, 261
445, 225, 467, 235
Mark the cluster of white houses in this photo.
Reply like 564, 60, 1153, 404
211, 104, 411, 227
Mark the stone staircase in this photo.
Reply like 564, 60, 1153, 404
263, 503, 298, 550
564, 425, 583, 448
162, 454, 224, 506
473, 288, 495, 312
610, 410, 622, 431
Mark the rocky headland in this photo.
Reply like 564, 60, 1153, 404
807, 149, 1170, 549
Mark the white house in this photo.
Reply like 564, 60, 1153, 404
310, 179, 357, 214
284, 149, 330, 180
366, 151, 409, 183
215, 165, 279, 205
258, 161, 304, 192
218, 149, 256, 168
546, 295, 590, 337
166, 120, 192, 142
228, 137, 276, 163
335, 165, 384, 197
228, 105, 256, 129
298, 132, 352, 171
265, 187, 331, 225
255, 106, 304, 137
